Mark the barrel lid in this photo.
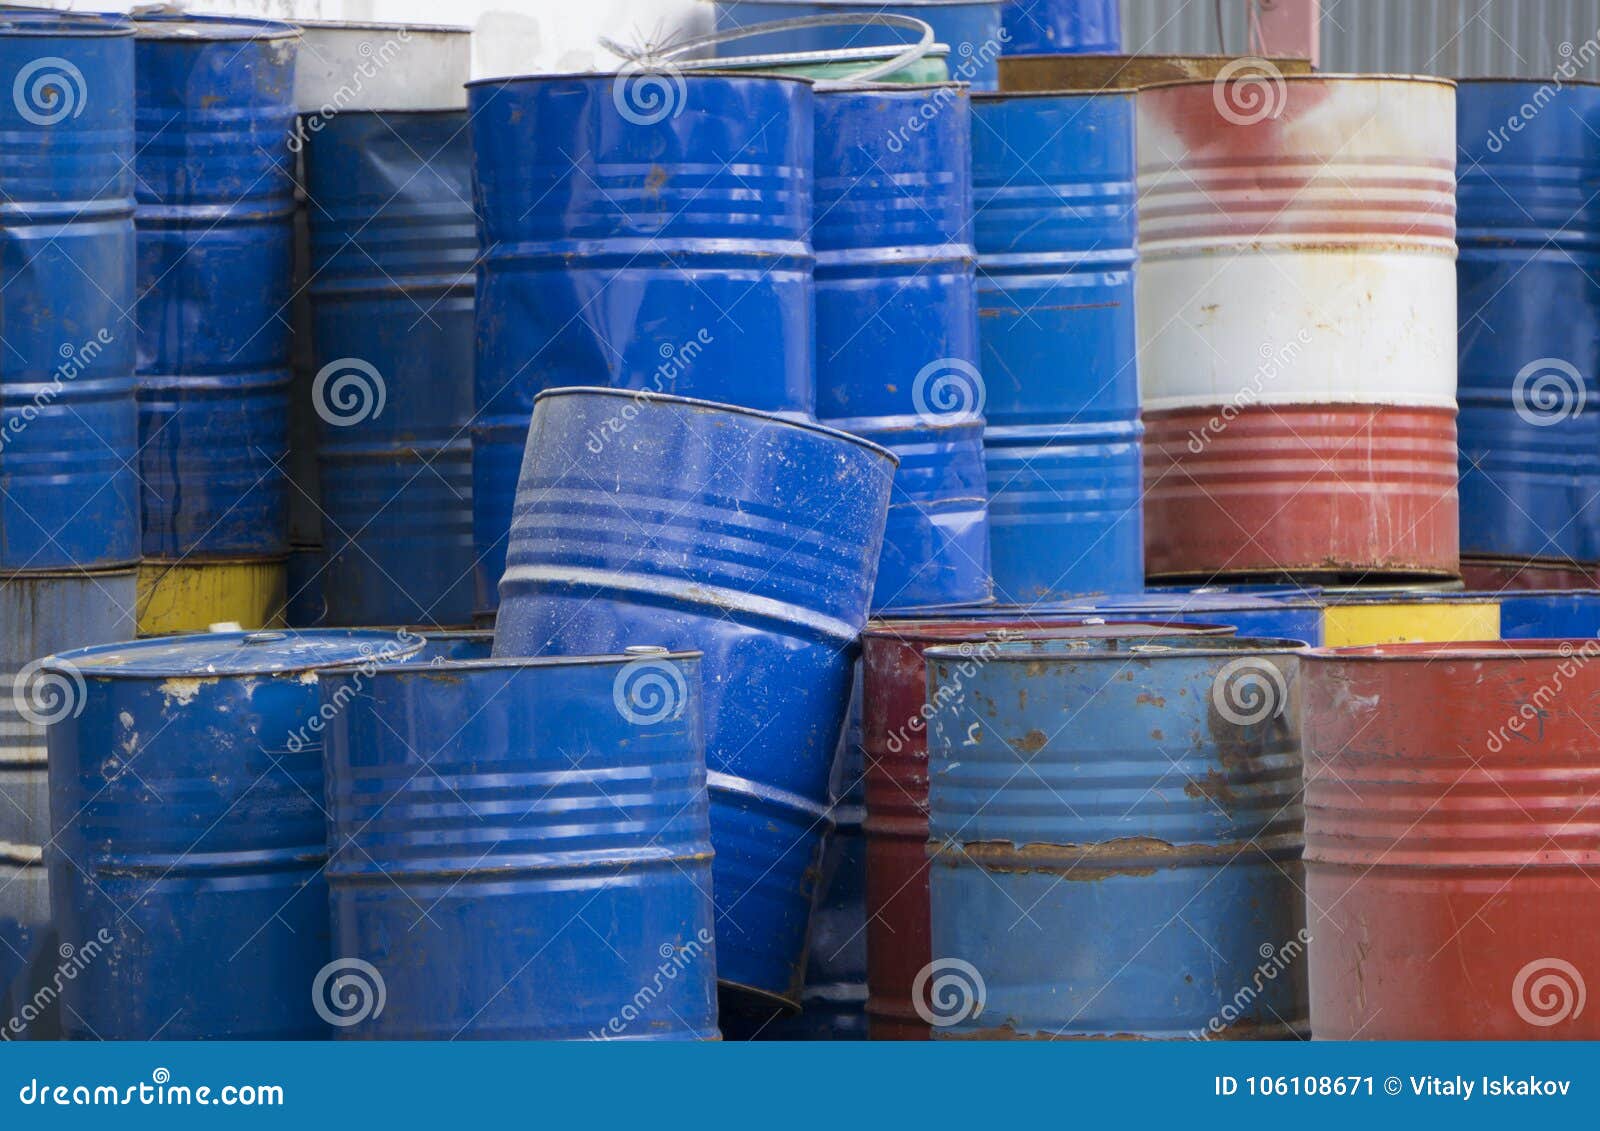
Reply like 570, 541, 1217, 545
46, 630, 422, 679
863, 618, 1231, 643
1139, 72, 1458, 94
466, 69, 816, 90
133, 14, 298, 41
814, 77, 962, 94
1306, 639, 1593, 662
289, 18, 472, 35
1027, 592, 1311, 614
925, 636, 1308, 662
0, 11, 133, 37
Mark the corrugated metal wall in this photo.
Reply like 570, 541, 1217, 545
1123, 0, 1600, 79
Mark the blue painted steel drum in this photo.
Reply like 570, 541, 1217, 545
407, 630, 493, 663
712, 2, 1010, 89
1456, 81, 1600, 562
322, 652, 718, 1040
925, 636, 1309, 1038
306, 111, 477, 627
1493, 590, 1600, 639
0, 569, 135, 1041
45, 629, 422, 1040
814, 84, 990, 612
972, 91, 1142, 602
134, 17, 297, 560
493, 388, 895, 1005
0, 13, 139, 571
1003, 0, 1121, 54
468, 73, 815, 616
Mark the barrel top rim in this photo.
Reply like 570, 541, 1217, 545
924, 637, 1310, 661
533, 386, 900, 464
1139, 72, 1458, 93
696, 0, 996, 5
1474, 588, 1600, 598
466, 69, 816, 90
1455, 76, 1600, 88
0, 12, 133, 37
974, 86, 1135, 101
863, 618, 1229, 643
45, 630, 425, 679
134, 14, 299, 41
1306, 639, 1597, 661
292, 18, 472, 35
679, 42, 952, 71
814, 79, 966, 94
333, 651, 705, 676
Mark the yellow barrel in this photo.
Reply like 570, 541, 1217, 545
136, 559, 288, 636
1322, 599, 1501, 647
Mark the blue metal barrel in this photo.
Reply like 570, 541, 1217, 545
0, 13, 139, 571
1494, 590, 1600, 638
711, 2, 1011, 88
133, 16, 297, 560
925, 636, 1308, 1038
321, 652, 717, 1040
972, 90, 1142, 602
406, 630, 493, 663
0, 569, 135, 1041
306, 111, 477, 627
1003, 0, 1121, 55
468, 73, 815, 616
814, 84, 990, 611
493, 388, 895, 1005
45, 629, 422, 1040
1456, 81, 1600, 563
1033, 593, 1323, 644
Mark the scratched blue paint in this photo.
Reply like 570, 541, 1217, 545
321, 654, 717, 1040
45, 629, 421, 1040
1492, 590, 1600, 639
1002, 0, 1121, 54
493, 388, 894, 1005
925, 636, 1308, 1038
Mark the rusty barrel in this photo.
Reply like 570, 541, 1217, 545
1139, 74, 1459, 581
925, 636, 1307, 1038
1304, 640, 1600, 1039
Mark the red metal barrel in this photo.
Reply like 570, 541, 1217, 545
1303, 640, 1600, 1039
1461, 557, 1600, 593
860, 617, 1232, 1040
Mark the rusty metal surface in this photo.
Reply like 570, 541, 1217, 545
999, 53, 1311, 91
1462, 556, 1600, 593
1303, 641, 1600, 1039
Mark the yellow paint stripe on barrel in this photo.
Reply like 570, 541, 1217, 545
1322, 602, 1501, 648
136, 560, 288, 636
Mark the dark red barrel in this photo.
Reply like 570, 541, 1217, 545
1303, 640, 1600, 1039
859, 617, 1231, 1040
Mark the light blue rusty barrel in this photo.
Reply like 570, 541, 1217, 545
0, 569, 136, 1041
712, 2, 1010, 88
306, 111, 477, 627
972, 89, 1142, 602
1456, 81, 1600, 563
493, 388, 895, 1007
0, 13, 139, 571
322, 650, 717, 1040
45, 628, 421, 1040
1003, 0, 1121, 55
925, 636, 1308, 1038
133, 16, 297, 560
814, 83, 990, 611
468, 73, 815, 617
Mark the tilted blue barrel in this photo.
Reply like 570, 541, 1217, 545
711, 2, 1011, 89
493, 388, 895, 1005
322, 652, 717, 1040
814, 84, 990, 611
926, 637, 1308, 1038
1494, 590, 1600, 638
468, 74, 815, 616
0, 14, 139, 571
306, 111, 477, 627
1456, 81, 1600, 563
0, 570, 135, 1041
45, 629, 421, 1040
133, 16, 297, 560
1003, 0, 1122, 54
972, 91, 1142, 602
